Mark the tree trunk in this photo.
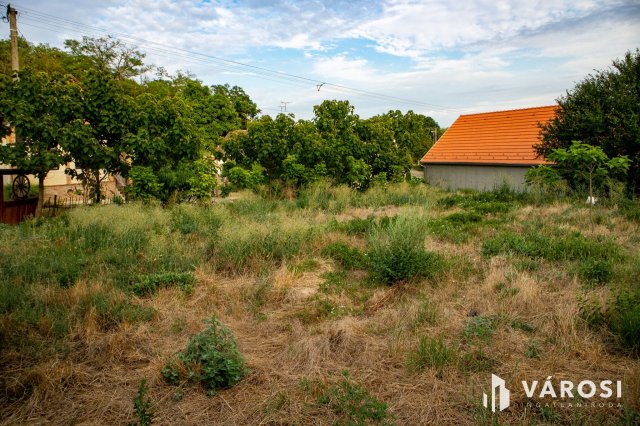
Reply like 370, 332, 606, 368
95, 170, 101, 204
36, 175, 45, 218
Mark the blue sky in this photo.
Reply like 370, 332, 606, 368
6, 0, 640, 126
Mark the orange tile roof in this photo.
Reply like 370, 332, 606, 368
421, 105, 557, 165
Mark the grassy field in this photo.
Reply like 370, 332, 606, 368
0, 182, 639, 425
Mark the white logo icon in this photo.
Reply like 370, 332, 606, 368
483, 374, 510, 412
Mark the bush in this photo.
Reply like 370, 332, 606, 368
576, 258, 613, 286
162, 316, 248, 394
366, 216, 444, 285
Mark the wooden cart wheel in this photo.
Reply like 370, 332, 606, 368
12, 174, 30, 200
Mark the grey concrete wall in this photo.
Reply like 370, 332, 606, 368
423, 164, 530, 191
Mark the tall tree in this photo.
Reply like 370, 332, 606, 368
536, 49, 640, 193
64, 36, 150, 80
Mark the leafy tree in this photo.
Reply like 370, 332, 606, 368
0, 38, 74, 77
547, 141, 630, 200
125, 90, 206, 201
61, 70, 132, 202
212, 84, 259, 129
64, 36, 150, 80
0, 70, 76, 215
537, 50, 640, 193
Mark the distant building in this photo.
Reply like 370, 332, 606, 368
420, 106, 556, 191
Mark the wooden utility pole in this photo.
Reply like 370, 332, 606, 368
7, 4, 19, 75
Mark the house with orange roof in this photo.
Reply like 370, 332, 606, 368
420, 106, 557, 191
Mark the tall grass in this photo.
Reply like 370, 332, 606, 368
366, 215, 445, 285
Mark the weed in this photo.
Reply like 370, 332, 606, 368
513, 257, 540, 272
525, 340, 541, 359
412, 298, 438, 328
578, 296, 607, 328
511, 318, 536, 333
131, 272, 196, 296
128, 379, 153, 426
462, 315, 498, 342
494, 282, 519, 298
318, 371, 390, 425
482, 229, 620, 262
538, 405, 561, 423
321, 242, 367, 270
608, 290, 640, 354
406, 336, 456, 372
458, 349, 498, 373
162, 316, 248, 394
288, 258, 319, 274
575, 258, 613, 286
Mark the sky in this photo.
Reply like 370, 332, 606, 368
3, 0, 640, 126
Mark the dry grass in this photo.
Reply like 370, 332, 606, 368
1, 188, 638, 425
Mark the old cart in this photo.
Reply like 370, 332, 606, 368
0, 169, 37, 224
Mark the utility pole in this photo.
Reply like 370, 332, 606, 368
7, 4, 19, 76
280, 101, 291, 113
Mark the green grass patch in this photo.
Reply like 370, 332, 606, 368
406, 336, 457, 372
462, 315, 499, 342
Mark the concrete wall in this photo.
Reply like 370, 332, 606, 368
423, 164, 531, 191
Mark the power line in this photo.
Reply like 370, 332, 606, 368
2, 2, 461, 112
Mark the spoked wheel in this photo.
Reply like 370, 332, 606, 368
12, 174, 30, 199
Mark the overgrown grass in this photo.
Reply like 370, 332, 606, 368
406, 336, 457, 372
366, 216, 445, 285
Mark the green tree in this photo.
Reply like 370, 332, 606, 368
125, 90, 206, 201
547, 141, 630, 200
61, 70, 132, 203
64, 35, 150, 80
0, 70, 76, 215
537, 50, 640, 193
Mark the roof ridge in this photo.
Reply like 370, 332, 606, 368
459, 105, 557, 118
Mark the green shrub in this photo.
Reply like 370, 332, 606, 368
406, 336, 456, 372
162, 316, 248, 394
576, 258, 613, 286
366, 217, 444, 285
131, 272, 196, 296
318, 372, 390, 425
321, 242, 366, 270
